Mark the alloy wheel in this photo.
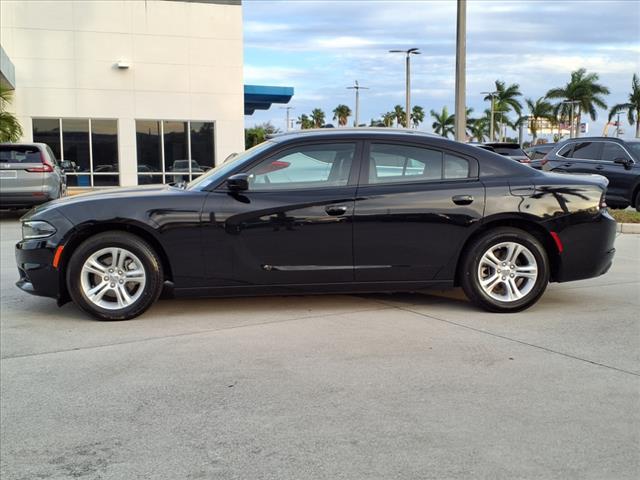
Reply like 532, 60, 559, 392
80, 247, 146, 310
477, 241, 538, 302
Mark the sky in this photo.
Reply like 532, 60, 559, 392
242, 0, 640, 140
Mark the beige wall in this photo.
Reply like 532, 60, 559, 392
0, 0, 244, 186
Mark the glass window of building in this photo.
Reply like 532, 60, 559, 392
136, 120, 215, 184
33, 118, 119, 187
32, 119, 62, 159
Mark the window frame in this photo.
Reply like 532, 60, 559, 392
135, 118, 216, 185
213, 140, 364, 193
359, 140, 479, 187
32, 117, 119, 188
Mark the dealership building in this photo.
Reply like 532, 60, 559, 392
0, 0, 292, 188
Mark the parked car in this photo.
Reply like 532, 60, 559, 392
531, 137, 640, 210
525, 143, 556, 160
0, 143, 66, 209
16, 129, 616, 320
482, 142, 531, 163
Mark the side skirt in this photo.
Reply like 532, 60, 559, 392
172, 280, 455, 299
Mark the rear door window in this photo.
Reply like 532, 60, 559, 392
0, 146, 42, 164
568, 142, 602, 160
367, 144, 471, 184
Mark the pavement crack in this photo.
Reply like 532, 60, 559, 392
1, 305, 392, 361
380, 301, 640, 377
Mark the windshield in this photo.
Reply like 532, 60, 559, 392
186, 141, 275, 190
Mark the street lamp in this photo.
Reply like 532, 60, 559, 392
560, 100, 580, 138
481, 91, 498, 141
389, 47, 420, 128
280, 106, 294, 132
347, 80, 369, 127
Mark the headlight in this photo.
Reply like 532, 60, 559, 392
22, 220, 57, 240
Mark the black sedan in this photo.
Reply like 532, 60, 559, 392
16, 129, 616, 320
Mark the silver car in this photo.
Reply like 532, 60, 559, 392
0, 143, 66, 209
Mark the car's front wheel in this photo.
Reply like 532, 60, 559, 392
67, 232, 163, 320
460, 227, 550, 313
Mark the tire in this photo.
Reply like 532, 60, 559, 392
635, 192, 640, 212
67, 232, 163, 320
460, 227, 550, 313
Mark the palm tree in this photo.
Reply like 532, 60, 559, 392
382, 112, 395, 127
392, 105, 406, 127
526, 97, 555, 145
608, 73, 640, 138
411, 105, 425, 128
546, 68, 610, 137
469, 117, 489, 142
463, 107, 475, 138
296, 114, 313, 130
332, 104, 352, 126
430, 106, 455, 138
0, 85, 23, 143
310, 108, 325, 128
484, 80, 523, 141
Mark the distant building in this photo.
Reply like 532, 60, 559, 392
0, 0, 292, 188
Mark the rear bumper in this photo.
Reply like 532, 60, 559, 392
15, 239, 60, 299
552, 210, 617, 282
0, 192, 55, 208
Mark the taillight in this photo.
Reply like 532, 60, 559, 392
599, 193, 607, 209
26, 152, 54, 173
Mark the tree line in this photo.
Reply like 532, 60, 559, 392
245, 69, 640, 149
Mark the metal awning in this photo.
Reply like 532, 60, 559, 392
244, 85, 294, 115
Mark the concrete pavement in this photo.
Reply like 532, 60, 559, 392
1, 212, 638, 479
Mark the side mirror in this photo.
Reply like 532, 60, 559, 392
613, 157, 633, 169
226, 173, 249, 192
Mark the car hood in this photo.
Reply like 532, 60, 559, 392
24, 184, 180, 218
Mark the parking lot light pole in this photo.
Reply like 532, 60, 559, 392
389, 48, 421, 128
347, 80, 369, 127
454, 0, 466, 142
280, 106, 294, 132
481, 91, 498, 141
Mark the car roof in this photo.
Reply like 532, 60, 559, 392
268, 127, 439, 141
0, 142, 48, 149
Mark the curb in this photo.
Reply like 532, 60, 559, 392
616, 223, 640, 234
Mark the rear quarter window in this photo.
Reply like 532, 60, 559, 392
0, 146, 42, 163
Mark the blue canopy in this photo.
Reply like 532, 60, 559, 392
244, 85, 294, 115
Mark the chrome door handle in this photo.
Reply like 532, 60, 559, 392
325, 205, 348, 216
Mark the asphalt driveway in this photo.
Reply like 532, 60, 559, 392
1, 212, 639, 479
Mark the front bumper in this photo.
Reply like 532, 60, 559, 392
15, 238, 60, 299
552, 210, 617, 282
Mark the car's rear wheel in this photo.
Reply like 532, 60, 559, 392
634, 191, 640, 212
460, 227, 550, 313
67, 232, 163, 320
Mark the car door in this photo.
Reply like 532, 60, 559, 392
560, 141, 603, 176
598, 141, 636, 204
201, 140, 361, 286
352, 141, 485, 283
